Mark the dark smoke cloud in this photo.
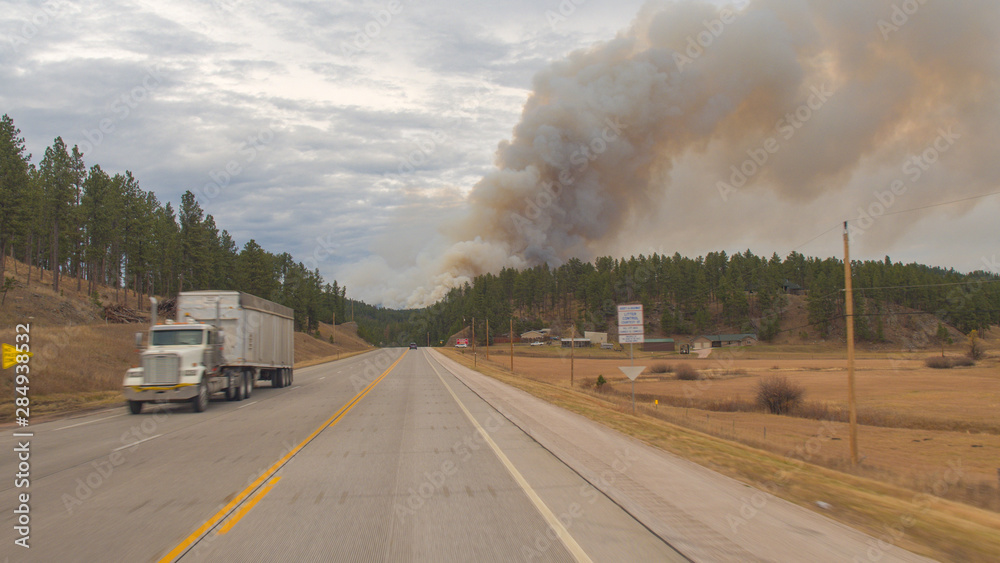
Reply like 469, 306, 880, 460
405, 0, 1000, 306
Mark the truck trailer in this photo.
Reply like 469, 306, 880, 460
123, 291, 295, 413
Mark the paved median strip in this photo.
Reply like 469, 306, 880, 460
157, 350, 408, 562
426, 355, 594, 563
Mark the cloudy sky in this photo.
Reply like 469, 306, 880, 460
3, 0, 998, 307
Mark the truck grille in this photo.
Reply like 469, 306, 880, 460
143, 354, 180, 385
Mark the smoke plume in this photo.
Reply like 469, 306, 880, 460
403, 0, 1000, 307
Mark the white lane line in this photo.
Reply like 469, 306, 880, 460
319, 376, 326, 380
238, 401, 259, 409
55, 413, 126, 431
113, 433, 162, 452
426, 359, 593, 563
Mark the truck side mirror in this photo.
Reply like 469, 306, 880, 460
135, 332, 143, 349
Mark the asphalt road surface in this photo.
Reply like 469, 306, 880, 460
0, 349, 686, 562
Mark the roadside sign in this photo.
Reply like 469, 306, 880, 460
618, 325, 644, 335
619, 334, 644, 344
618, 366, 644, 381
617, 304, 643, 327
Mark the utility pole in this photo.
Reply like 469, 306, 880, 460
472, 317, 476, 367
510, 318, 514, 372
570, 323, 575, 387
844, 221, 859, 466
332, 312, 335, 346
486, 319, 490, 361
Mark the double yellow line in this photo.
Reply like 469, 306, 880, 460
158, 350, 407, 562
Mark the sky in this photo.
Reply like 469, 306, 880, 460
3, 0, 999, 308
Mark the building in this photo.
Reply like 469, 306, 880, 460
782, 279, 806, 295
642, 338, 675, 352
584, 331, 608, 346
692, 334, 758, 349
561, 338, 591, 348
494, 333, 521, 344
520, 329, 550, 342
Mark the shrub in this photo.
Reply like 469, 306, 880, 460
925, 356, 953, 369
595, 375, 607, 390
968, 330, 985, 361
950, 355, 975, 367
649, 363, 671, 374
756, 376, 805, 415
925, 356, 976, 369
675, 364, 700, 380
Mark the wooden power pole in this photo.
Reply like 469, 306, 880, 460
570, 324, 575, 387
510, 318, 514, 372
472, 317, 476, 367
486, 319, 489, 361
843, 221, 859, 466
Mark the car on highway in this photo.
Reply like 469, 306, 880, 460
409, 342, 418, 349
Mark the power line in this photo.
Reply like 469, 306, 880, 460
879, 189, 1000, 218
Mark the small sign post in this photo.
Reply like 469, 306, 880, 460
617, 304, 645, 414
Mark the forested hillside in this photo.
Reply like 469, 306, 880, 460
0, 115, 346, 332
385, 252, 1000, 347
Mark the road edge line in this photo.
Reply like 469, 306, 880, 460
426, 355, 593, 563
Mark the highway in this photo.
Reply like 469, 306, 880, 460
0, 349, 685, 562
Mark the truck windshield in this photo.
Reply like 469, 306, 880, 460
151, 329, 204, 346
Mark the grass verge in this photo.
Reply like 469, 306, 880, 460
440, 349, 1000, 562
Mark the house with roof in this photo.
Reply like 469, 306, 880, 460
520, 328, 550, 342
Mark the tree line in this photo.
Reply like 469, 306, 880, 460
0, 114, 346, 332
384, 250, 1000, 347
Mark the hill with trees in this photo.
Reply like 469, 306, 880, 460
376, 252, 1000, 348
0, 114, 346, 332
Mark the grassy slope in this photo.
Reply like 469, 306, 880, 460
440, 348, 1000, 562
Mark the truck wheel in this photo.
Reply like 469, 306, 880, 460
288, 368, 293, 385
225, 374, 237, 401
193, 381, 209, 412
128, 400, 143, 414
234, 375, 245, 401
244, 371, 253, 399
274, 369, 284, 388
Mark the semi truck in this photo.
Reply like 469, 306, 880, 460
123, 291, 294, 414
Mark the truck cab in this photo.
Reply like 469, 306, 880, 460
123, 318, 229, 414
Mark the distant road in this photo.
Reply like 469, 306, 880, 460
0, 349, 684, 562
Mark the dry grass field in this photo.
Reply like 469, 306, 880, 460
442, 348, 1000, 562
459, 335, 1000, 514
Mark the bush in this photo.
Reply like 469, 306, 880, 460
595, 375, 607, 390
756, 376, 805, 415
649, 363, 671, 374
925, 356, 976, 369
675, 364, 700, 380
950, 355, 975, 367
925, 356, 953, 369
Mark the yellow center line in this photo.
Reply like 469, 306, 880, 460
158, 350, 408, 562
217, 477, 281, 535
426, 352, 594, 563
